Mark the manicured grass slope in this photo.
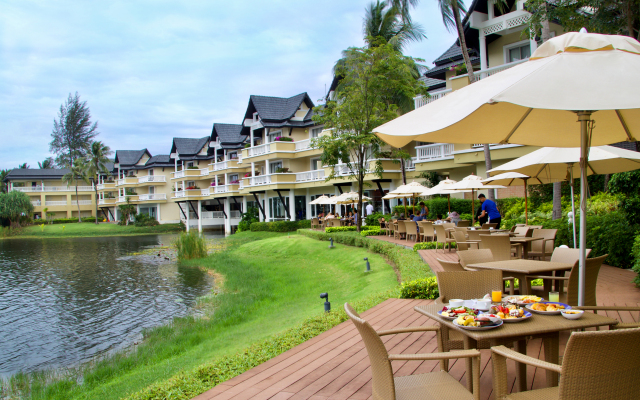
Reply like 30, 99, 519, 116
3, 222, 182, 239
28, 232, 397, 400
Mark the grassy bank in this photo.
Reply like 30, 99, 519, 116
0, 222, 183, 239
16, 231, 398, 400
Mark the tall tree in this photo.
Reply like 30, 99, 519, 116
0, 169, 10, 193
50, 92, 99, 168
363, 1, 427, 53
84, 141, 113, 224
0, 191, 34, 228
63, 158, 89, 223
38, 157, 54, 169
312, 40, 427, 231
18, 163, 30, 169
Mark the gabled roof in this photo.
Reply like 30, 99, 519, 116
114, 149, 151, 167
145, 155, 173, 167
243, 92, 315, 123
170, 137, 210, 156
419, 76, 446, 91
3, 168, 70, 182
211, 123, 248, 147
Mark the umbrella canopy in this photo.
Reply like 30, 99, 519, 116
309, 195, 330, 205
336, 192, 372, 205
374, 31, 640, 306
483, 172, 532, 224
447, 175, 505, 225
389, 181, 430, 218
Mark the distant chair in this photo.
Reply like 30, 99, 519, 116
387, 220, 395, 237
378, 218, 388, 235
467, 230, 483, 242
526, 225, 543, 229
453, 230, 479, 251
403, 220, 418, 242
457, 249, 515, 295
442, 222, 456, 231
527, 229, 557, 260
482, 223, 498, 229
395, 220, 406, 240
434, 224, 455, 252
457, 220, 471, 227
418, 221, 435, 242
513, 226, 532, 237
480, 234, 521, 260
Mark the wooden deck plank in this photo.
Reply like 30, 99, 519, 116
194, 248, 640, 400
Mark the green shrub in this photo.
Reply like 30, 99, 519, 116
632, 235, 640, 287
237, 207, 259, 232
400, 277, 439, 299
325, 225, 378, 233
392, 197, 473, 219
298, 229, 431, 282
250, 220, 310, 232
50, 217, 100, 224
174, 231, 207, 261
134, 213, 159, 227
360, 226, 383, 236
413, 241, 457, 251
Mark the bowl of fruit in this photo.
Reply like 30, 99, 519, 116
560, 309, 584, 320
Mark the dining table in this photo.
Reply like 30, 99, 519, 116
466, 260, 574, 295
508, 236, 543, 259
415, 303, 619, 393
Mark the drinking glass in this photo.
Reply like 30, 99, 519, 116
549, 291, 560, 303
491, 290, 502, 303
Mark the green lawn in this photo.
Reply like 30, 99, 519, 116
24, 232, 398, 400
1, 222, 183, 239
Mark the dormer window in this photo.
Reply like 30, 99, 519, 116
253, 112, 259, 122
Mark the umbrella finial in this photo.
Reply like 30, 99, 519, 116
579, 27, 588, 33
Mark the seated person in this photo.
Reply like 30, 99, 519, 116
412, 202, 429, 223
447, 211, 461, 225
391, 212, 399, 220
318, 212, 324, 219
434, 214, 445, 224
325, 212, 335, 219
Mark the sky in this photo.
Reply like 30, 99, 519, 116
0, 0, 466, 170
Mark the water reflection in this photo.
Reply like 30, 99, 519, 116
0, 233, 221, 377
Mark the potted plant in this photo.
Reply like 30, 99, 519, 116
275, 136, 294, 142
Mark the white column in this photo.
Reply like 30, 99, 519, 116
305, 188, 311, 219
185, 202, 190, 232
265, 160, 269, 178
242, 196, 247, 214
224, 197, 231, 234
479, 32, 487, 79
288, 190, 295, 221
251, 162, 255, 185
224, 173, 228, 186
488, 0, 495, 19
157, 203, 161, 222
197, 200, 202, 233
250, 128, 254, 147
530, 36, 538, 54
264, 191, 270, 222
224, 150, 227, 161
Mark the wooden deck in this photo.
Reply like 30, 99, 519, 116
193, 246, 640, 400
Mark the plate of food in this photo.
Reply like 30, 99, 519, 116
453, 315, 503, 330
438, 306, 479, 320
483, 304, 532, 323
526, 302, 571, 315
504, 295, 543, 305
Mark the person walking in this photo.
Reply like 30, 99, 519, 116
478, 193, 501, 228
365, 202, 374, 216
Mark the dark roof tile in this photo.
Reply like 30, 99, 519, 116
115, 149, 150, 166
171, 137, 210, 156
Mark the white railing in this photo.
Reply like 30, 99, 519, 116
295, 170, 325, 182
138, 193, 167, 201
174, 171, 185, 179
71, 200, 92, 206
118, 196, 127, 202
251, 175, 271, 185
199, 168, 209, 176
295, 139, 311, 151
202, 211, 225, 219
479, 58, 527, 79
406, 157, 416, 171
239, 180, 245, 189
200, 188, 210, 196
416, 143, 455, 162
230, 210, 241, 218
117, 179, 125, 185
174, 191, 186, 198
138, 175, 166, 184
237, 153, 243, 163
215, 185, 230, 193
98, 198, 115, 205
335, 165, 352, 176
13, 186, 93, 192
31, 200, 41, 206
247, 143, 271, 157
414, 89, 452, 109
45, 201, 67, 206
211, 160, 228, 171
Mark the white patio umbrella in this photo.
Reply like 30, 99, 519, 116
447, 175, 505, 224
373, 31, 640, 306
311, 194, 333, 215
421, 178, 469, 213
482, 172, 532, 224
389, 181, 430, 218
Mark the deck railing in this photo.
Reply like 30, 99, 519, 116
251, 175, 271, 185
45, 201, 68, 206
295, 170, 325, 182
415, 143, 454, 162
295, 139, 311, 151
13, 186, 93, 192
71, 200, 93, 206
138, 175, 166, 184
248, 143, 270, 157
138, 193, 167, 201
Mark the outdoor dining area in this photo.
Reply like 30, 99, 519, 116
309, 191, 372, 229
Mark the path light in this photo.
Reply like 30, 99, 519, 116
320, 292, 330, 313
328, 238, 334, 248
364, 257, 370, 272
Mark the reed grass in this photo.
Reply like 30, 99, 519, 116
174, 231, 208, 260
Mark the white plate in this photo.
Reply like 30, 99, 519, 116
481, 311, 532, 323
438, 305, 478, 320
525, 302, 571, 315
453, 317, 503, 331
504, 296, 544, 306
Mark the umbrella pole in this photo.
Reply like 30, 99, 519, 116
472, 189, 475, 226
523, 178, 528, 225
448, 194, 450, 214
569, 163, 577, 249
577, 111, 592, 307
403, 197, 407, 220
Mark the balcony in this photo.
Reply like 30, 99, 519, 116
469, 0, 529, 37
97, 182, 116, 190
71, 200, 93, 206
243, 140, 319, 160
247, 143, 272, 157
117, 195, 139, 203
13, 186, 93, 193
415, 143, 455, 162
98, 198, 116, 206
116, 177, 138, 186
138, 193, 167, 201
210, 159, 241, 172
137, 175, 166, 185
251, 175, 272, 185
201, 211, 226, 219
171, 168, 210, 180
295, 170, 325, 182
295, 139, 312, 151
237, 153, 243, 164
31, 200, 41, 207
413, 89, 452, 109
45, 201, 68, 206
172, 189, 209, 199
212, 184, 240, 194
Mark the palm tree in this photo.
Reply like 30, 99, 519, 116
0, 169, 9, 193
38, 157, 54, 169
363, 1, 427, 53
63, 158, 89, 223
18, 163, 30, 169
84, 141, 113, 224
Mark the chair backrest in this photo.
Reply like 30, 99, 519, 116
550, 247, 592, 266
467, 230, 482, 241
396, 221, 407, 234
453, 230, 471, 251
558, 327, 640, 399
566, 254, 607, 306
443, 222, 456, 230
345, 303, 396, 400
403, 220, 417, 235
419, 221, 434, 237
312, 217, 319, 225
388, 222, 395, 232
457, 220, 471, 227
438, 258, 466, 272
434, 224, 447, 242
526, 225, 543, 229
479, 234, 512, 261
482, 223, 498, 229
453, 226, 468, 233
531, 229, 557, 253
457, 249, 494, 269
513, 226, 532, 237
436, 270, 503, 303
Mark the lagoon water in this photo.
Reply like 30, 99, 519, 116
0, 234, 221, 378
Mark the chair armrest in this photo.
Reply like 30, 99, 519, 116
388, 349, 480, 361
492, 346, 561, 373
502, 276, 515, 281
526, 275, 569, 281
575, 306, 640, 312
377, 326, 439, 336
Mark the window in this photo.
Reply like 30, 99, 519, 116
269, 197, 289, 220
505, 41, 531, 63
187, 162, 194, 168
229, 151, 237, 159
187, 181, 195, 188
149, 186, 155, 194
311, 158, 321, 170
311, 127, 323, 138
268, 130, 281, 143
253, 112, 259, 122
269, 161, 283, 174
229, 174, 238, 182
148, 169, 154, 176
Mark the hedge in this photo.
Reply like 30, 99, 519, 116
325, 225, 378, 234
632, 235, 640, 287
393, 197, 473, 219
126, 288, 398, 400
400, 277, 439, 299
413, 241, 457, 251
250, 220, 311, 232
48, 217, 101, 224
298, 229, 432, 282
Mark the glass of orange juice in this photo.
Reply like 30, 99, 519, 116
492, 290, 502, 303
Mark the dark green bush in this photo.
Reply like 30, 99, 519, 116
237, 207, 259, 232
250, 220, 310, 232
174, 231, 207, 261
50, 217, 99, 224
413, 241, 457, 250
632, 235, 640, 287
392, 197, 473, 219
134, 213, 159, 227
325, 226, 378, 233
400, 277, 439, 299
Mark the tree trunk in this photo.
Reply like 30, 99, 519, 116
400, 157, 407, 185
75, 184, 81, 222
452, 2, 476, 84
93, 177, 99, 224
552, 182, 562, 220
483, 144, 495, 201
541, 5, 551, 42
604, 174, 610, 192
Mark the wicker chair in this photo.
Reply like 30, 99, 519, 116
527, 229, 557, 260
457, 249, 515, 295
525, 254, 608, 306
345, 303, 481, 400
403, 221, 418, 242
482, 223, 498, 229
442, 222, 456, 230
528, 247, 592, 293
311, 218, 320, 229
513, 226, 532, 237
575, 306, 640, 330
491, 327, 640, 400
525, 225, 543, 230
437, 258, 466, 272
467, 230, 482, 242
387, 220, 395, 237
395, 220, 406, 240
453, 230, 479, 251
434, 224, 455, 252
457, 220, 471, 227
418, 221, 435, 242
378, 218, 388, 235
479, 234, 522, 260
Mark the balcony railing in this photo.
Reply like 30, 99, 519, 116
13, 186, 93, 192
415, 143, 455, 162
406, 157, 416, 171
45, 201, 68, 206
71, 200, 93, 206
295, 170, 325, 182
98, 198, 116, 205
138, 193, 167, 201
174, 191, 186, 198
211, 160, 229, 171
31, 200, 41, 206
201, 211, 225, 219
295, 139, 311, 151
251, 175, 272, 185
414, 89, 452, 109
237, 153, 243, 163
201, 188, 210, 196
138, 175, 166, 184
230, 210, 241, 218
478, 58, 527, 80
97, 183, 115, 190
174, 171, 185, 179
247, 143, 270, 157
239, 180, 244, 189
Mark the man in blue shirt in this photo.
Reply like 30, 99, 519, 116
478, 193, 501, 228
